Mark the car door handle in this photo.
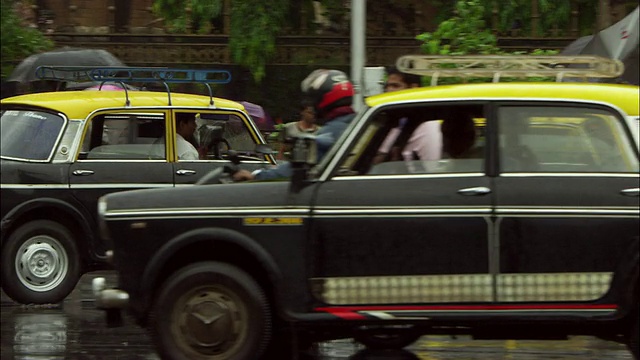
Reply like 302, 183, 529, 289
72, 169, 94, 176
457, 186, 491, 196
620, 188, 639, 197
176, 169, 197, 176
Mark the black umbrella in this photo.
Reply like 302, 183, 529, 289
7, 47, 125, 83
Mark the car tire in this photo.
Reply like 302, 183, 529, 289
1, 220, 80, 304
354, 331, 422, 350
262, 325, 315, 359
150, 261, 272, 360
630, 309, 639, 359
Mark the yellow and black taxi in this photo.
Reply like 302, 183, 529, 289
0, 68, 276, 305
93, 57, 639, 359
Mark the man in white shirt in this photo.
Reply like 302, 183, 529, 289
149, 113, 200, 160
175, 113, 199, 160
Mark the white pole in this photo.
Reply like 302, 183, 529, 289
350, 0, 366, 112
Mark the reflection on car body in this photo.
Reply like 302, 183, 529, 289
0, 68, 275, 305
93, 57, 640, 360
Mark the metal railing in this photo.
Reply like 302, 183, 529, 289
396, 55, 625, 85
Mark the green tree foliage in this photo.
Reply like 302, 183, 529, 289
416, 0, 500, 56
1, 0, 54, 79
228, 0, 289, 82
416, 0, 558, 85
431, 0, 601, 37
151, 0, 607, 83
152, 0, 289, 82
152, 0, 223, 34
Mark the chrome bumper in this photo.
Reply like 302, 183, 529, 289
92, 277, 129, 309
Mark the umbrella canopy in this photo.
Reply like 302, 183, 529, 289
83, 84, 134, 91
560, 35, 594, 56
240, 101, 275, 131
560, 6, 639, 85
62, 80, 137, 91
7, 47, 125, 83
598, 6, 639, 60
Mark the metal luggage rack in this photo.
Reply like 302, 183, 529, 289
396, 55, 625, 86
35, 66, 232, 107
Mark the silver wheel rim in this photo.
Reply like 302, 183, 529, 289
169, 284, 249, 359
15, 235, 69, 292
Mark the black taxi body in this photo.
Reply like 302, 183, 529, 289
0, 89, 275, 305
95, 82, 639, 359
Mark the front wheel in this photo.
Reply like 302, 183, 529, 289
354, 330, 422, 350
150, 261, 272, 360
1, 220, 81, 304
630, 310, 639, 359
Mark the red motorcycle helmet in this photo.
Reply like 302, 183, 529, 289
300, 69, 354, 119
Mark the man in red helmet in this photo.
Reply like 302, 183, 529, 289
234, 69, 356, 181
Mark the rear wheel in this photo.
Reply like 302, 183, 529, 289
1, 220, 80, 304
150, 261, 271, 360
630, 311, 639, 359
354, 329, 422, 350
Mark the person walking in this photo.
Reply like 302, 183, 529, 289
233, 69, 355, 181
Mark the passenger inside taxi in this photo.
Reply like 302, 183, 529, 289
149, 113, 200, 160
499, 113, 540, 172
365, 105, 485, 175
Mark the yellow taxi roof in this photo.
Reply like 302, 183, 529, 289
1, 90, 245, 120
366, 83, 640, 116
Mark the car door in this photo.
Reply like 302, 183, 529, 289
493, 102, 640, 304
171, 110, 274, 185
70, 110, 174, 250
309, 102, 495, 308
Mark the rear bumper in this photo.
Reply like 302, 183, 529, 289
92, 276, 129, 309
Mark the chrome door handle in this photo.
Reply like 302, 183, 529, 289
620, 188, 639, 197
458, 186, 491, 196
72, 169, 94, 176
176, 169, 197, 176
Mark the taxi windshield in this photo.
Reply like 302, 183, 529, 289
0, 110, 65, 161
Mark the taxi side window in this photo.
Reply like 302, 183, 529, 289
339, 103, 486, 176
194, 113, 258, 160
80, 113, 166, 160
498, 106, 638, 173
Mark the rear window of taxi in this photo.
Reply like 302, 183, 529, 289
1, 110, 65, 161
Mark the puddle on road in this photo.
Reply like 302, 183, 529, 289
0, 272, 634, 360
1, 304, 159, 359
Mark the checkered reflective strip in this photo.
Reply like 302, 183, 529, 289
313, 274, 492, 304
497, 272, 613, 302
312, 272, 613, 305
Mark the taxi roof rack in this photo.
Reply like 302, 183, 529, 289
396, 55, 625, 86
35, 66, 231, 108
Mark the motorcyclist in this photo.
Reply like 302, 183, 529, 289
233, 69, 356, 181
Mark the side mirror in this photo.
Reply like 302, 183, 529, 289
289, 135, 317, 193
290, 134, 317, 166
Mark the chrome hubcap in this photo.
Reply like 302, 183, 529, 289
15, 236, 68, 292
173, 286, 247, 357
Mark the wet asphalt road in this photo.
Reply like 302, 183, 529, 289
0, 271, 634, 360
